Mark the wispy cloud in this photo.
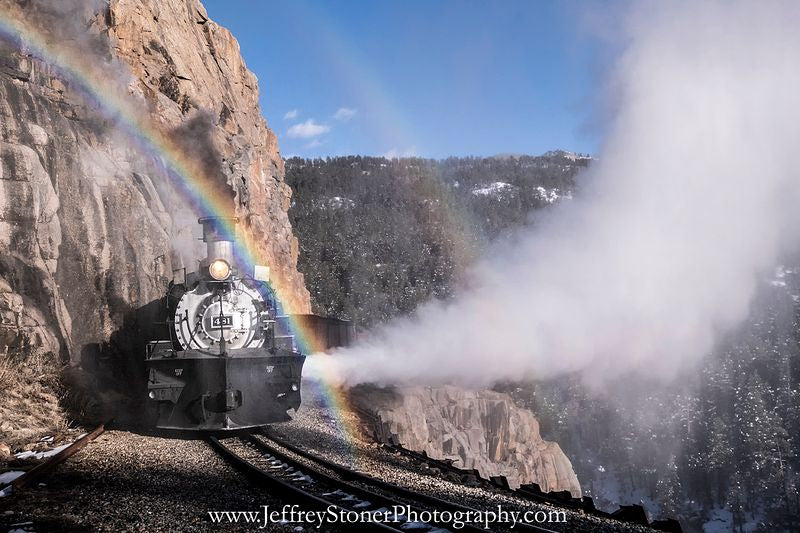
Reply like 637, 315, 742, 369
284, 109, 298, 120
333, 107, 357, 121
287, 119, 330, 139
383, 146, 418, 159
305, 139, 325, 149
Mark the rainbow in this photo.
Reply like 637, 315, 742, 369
0, 7, 372, 454
296, 1, 418, 155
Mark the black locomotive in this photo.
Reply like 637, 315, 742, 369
145, 216, 337, 431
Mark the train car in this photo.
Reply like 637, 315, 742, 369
145, 216, 311, 431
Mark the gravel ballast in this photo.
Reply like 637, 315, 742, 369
0, 432, 292, 532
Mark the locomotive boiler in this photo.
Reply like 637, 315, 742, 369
145, 216, 305, 430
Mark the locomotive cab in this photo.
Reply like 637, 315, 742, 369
145, 217, 305, 431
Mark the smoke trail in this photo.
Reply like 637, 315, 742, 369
308, 1, 800, 388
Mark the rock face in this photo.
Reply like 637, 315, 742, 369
353, 385, 582, 497
0, 0, 309, 408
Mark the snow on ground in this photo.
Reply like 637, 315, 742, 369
767, 266, 800, 299
769, 266, 788, 287
0, 471, 25, 485
543, 150, 594, 162
1, 471, 25, 497
471, 182, 518, 197
536, 186, 563, 203
584, 469, 658, 516
13, 442, 72, 461
12, 433, 87, 461
470, 182, 571, 203
702, 507, 764, 533
317, 196, 356, 209
587, 467, 766, 531
703, 508, 733, 533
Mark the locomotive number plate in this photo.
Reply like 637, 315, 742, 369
212, 315, 233, 328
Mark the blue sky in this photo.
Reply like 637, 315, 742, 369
204, 1, 607, 159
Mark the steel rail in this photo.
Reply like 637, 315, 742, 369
3, 423, 107, 494
384, 442, 483, 481
208, 436, 401, 532
259, 431, 557, 533
243, 433, 492, 533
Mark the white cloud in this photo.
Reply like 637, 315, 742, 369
382, 146, 417, 159
283, 109, 298, 120
333, 107, 357, 121
287, 119, 330, 139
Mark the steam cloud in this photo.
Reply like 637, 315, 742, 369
307, 1, 800, 388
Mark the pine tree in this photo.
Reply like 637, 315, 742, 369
656, 456, 683, 517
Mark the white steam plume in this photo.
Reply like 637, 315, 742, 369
307, 1, 800, 388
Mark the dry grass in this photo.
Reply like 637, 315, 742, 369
0, 350, 70, 449
0, 354, 12, 387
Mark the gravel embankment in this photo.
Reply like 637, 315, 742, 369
0, 432, 293, 532
1, 379, 658, 532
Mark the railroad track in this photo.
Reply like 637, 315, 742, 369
0, 423, 107, 497
209, 431, 557, 532
259, 430, 558, 533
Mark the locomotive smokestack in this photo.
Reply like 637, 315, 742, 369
198, 216, 238, 272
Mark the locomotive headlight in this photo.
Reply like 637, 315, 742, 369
209, 259, 231, 281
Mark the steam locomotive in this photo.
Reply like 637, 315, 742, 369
145, 216, 351, 431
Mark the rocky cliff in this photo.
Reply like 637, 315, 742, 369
352, 385, 582, 497
0, 0, 309, 434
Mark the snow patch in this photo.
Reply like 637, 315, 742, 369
7, 524, 34, 533
471, 182, 518, 197
317, 196, 356, 210
0, 471, 24, 498
0, 471, 25, 485
543, 149, 594, 162
703, 508, 733, 533
768, 265, 794, 288
536, 186, 564, 203
14, 441, 72, 460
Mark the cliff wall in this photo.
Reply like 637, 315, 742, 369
353, 385, 582, 497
